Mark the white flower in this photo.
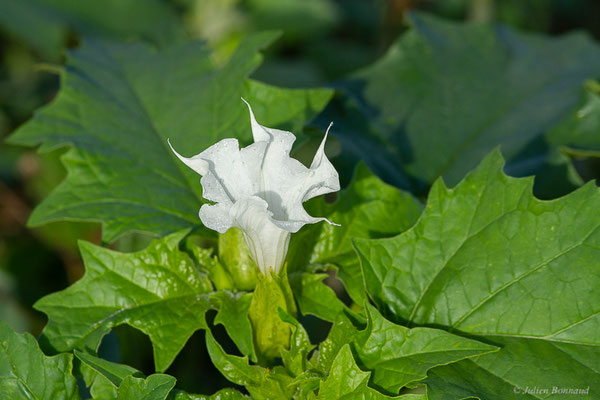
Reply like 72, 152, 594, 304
168, 99, 340, 274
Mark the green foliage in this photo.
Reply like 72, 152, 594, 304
205, 330, 295, 400
355, 150, 600, 397
0, 0, 183, 58
35, 230, 213, 372
4, 4, 600, 399
318, 345, 413, 400
288, 162, 423, 314
0, 321, 79, 400
7, 34, 333, 242
547, 80, 600, 155
324, 12, 600, 196
354, 305, 496, 393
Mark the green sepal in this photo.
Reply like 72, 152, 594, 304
219, 228, 258, 291
248, 264, 297, 365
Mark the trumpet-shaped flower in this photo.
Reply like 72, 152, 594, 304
169, 99, 340, 274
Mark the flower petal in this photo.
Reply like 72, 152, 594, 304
168, 138, 209, 175
199, 202, 234, 233
230, 196, 291, 274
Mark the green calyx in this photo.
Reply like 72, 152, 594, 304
248, 264, 297, 366
218, 228, 258, 291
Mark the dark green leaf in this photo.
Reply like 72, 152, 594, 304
7, 34, 333, 242
0, 0, 184, 58
0, 321, 79, 400
323, 12, 600, 196
35, 230, 213, 372
547, 80, 600, 156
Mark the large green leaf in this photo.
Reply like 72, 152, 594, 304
355, 150, 600, 397
7, 34, 333, 242
0, 0, 183, 58
287, 163, 422, 311
35, 230, 214, 372
0, 321, 79, 400
322, 12, 600, 196
425, 336, 600, 399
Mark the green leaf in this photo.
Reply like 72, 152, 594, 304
288, 271, 348, 322
310, 312, 361, 374
7, 34, 333, 242
168, 388, 249, 400
354, 304, 496, 393
210, 290, 256, 361
426, 359, 532, 400
35, 230, 213, 372
0, 321, 79, 400
205, 330, 294, 400
75, 350, 143, 387
427, 337, 600, 400
288, 163, 422, 307
76, 352, 182, 400
278, 309, 315, 376
355, 150, 600, 397
322, 12, 600, 196
547, 80, 600, 156
117, 374, 176, 400
0, 0, 183, 58
317, 345, 397, 400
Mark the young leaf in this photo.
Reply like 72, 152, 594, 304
0, 321, 79, 400
317, 345, 399, 400
168, 388, 249, 400
205, 330, 294, 400
117, 374, 176, 400
35, 230, 213, 372
75, 350, 143, 387
278, 309, 315, 376
310, 313, 361, 374
288, 271, 349, 322
210, 291, 256, 361
322, 12, 600, 195
353, 304, 496, 393
7, 34, 333, 242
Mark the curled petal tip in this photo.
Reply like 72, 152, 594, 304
325, 122, 333, 136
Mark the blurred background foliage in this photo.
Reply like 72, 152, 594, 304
1, 0, 599, 395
